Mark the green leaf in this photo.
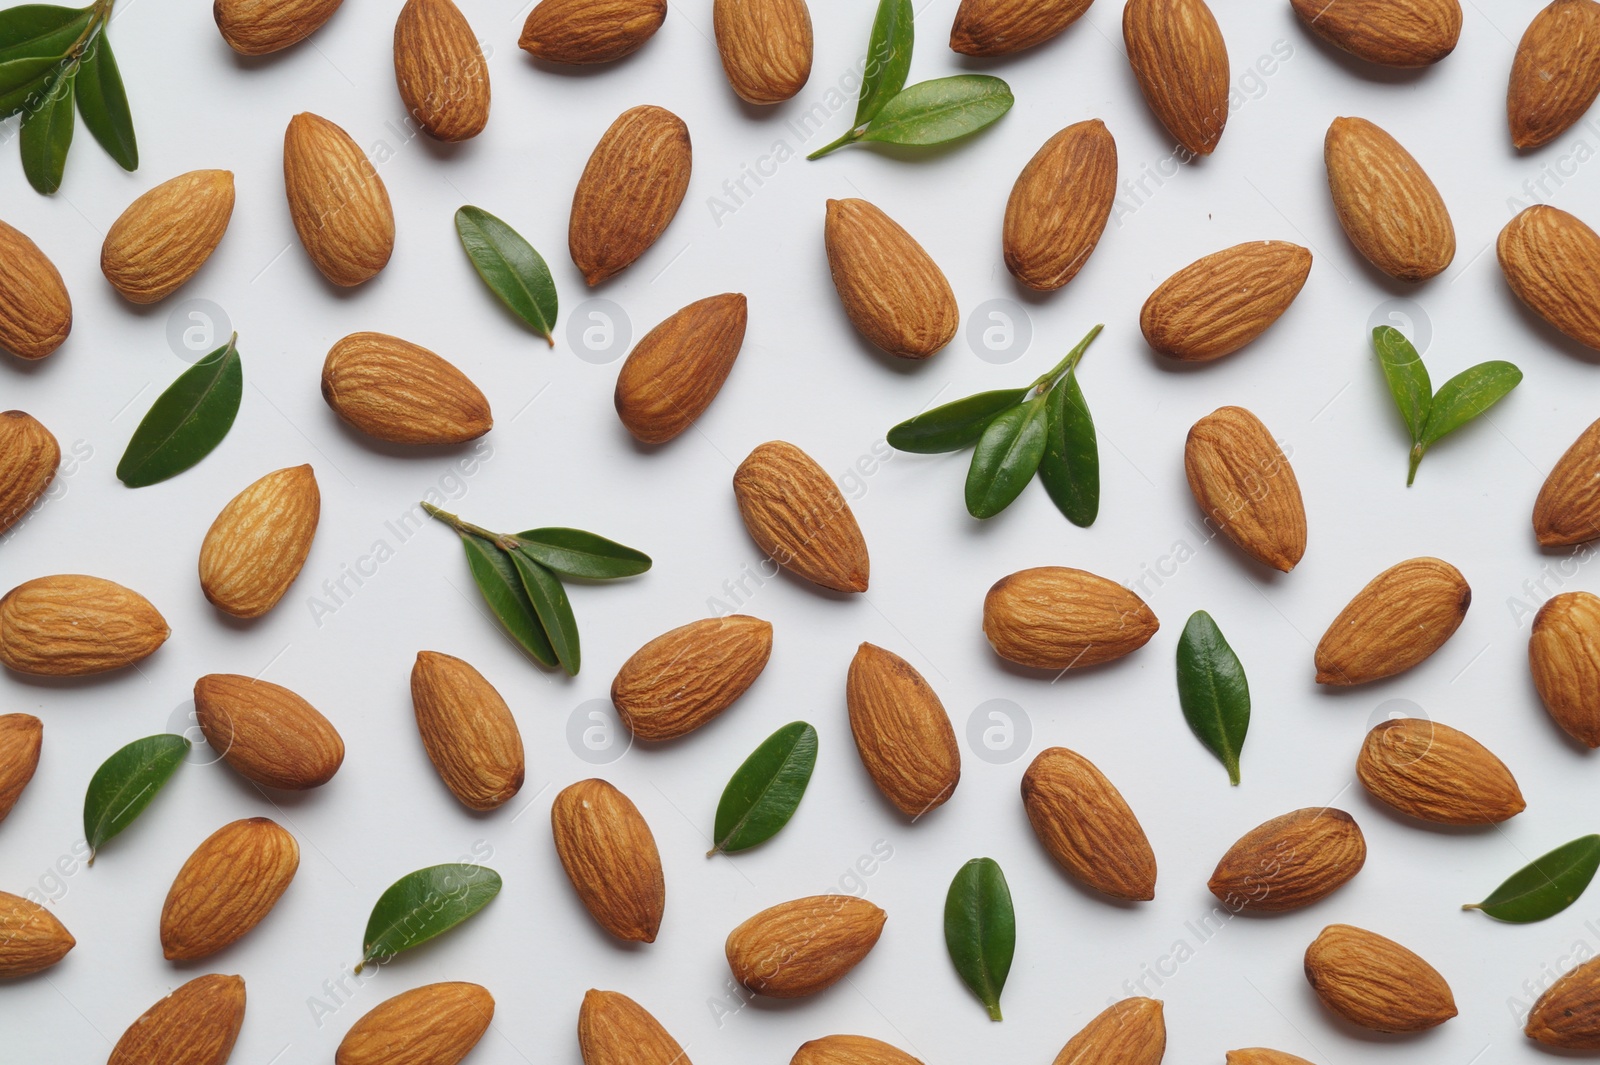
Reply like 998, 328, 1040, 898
19, 61, 74, 194
359, 863, 501, 970
0, 5, 85, 53
1372, 326, 1432, 444
709, 721, 818, 856
509, 550, 580, 675
1421, 360, 1522, 447
1037, 370, 1098, 527
855, 0, 913, 126
455, 206, 558, 345
859, 75, 1014, 147
0, 73, 46, 120
1465, 835, 1600, 924
886, 388, 1028, 454
74, 32, 135, 171
83, 734, 189, 863
0, 51, 59, 96
459, 532, 557, 668
944, 857, 1014, 1021
509, 527, 651, 580
1175, 611, 1250, 786
965, 395, 1047, 519
117, 334, 242, 487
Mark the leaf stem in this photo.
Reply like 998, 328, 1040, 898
1031, 324, 1104, 394
1406, 444, 1425, 487
986, 1003, 1003, 1022
807, 127, 863, 159
421, 502, 519, 550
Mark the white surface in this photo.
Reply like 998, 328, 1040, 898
3, 0, 1598, 1061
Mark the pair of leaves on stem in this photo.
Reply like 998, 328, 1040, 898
708, 721, 817, 856
945, 857, 1014, 1020
358, 863, 502, 971
1176, 611, 1250, 786
82, 733, 188, 863
455, 206, 558, 346
117, 334, 243, 487
1465, 834, 1600, 923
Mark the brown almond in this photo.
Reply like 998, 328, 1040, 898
1325, 116, 1455, 282
394, 0, 490, 142
1003, 119, 1117, 291
714, 0, 813, 103
1356, 717, 1524, 824
1498, 204, 1600, 350
1184, 406, 1306, 572
570, 105, 691, 285
578, 989, 692, 1065
1140, 241, 1312, 361
519, 0, 666, 63
1534, 415, 1600, 545
411, 651, 525, 811
0, 890, 74, 977
614, 293, 748, 444
611, 615, 773, 741
336, 982, 494, 1065
1123, 0, 1229, 155
198, 465, 320, 619
101, 170, 236, 304
109, 973, 245, 1065
1314, 556, 1469, 684
1530, 590, 1600, 747
1290, 0, 1461, 67
1509, 0, 1600, 149
1209, 807, 1366, 912
215, 0, 342, 54
551, 778, 665, 942
160, 817, 299, 961
846, 643, 961, 817
194, 674, 345, 790
1022, 746, 1156, 901
0, 713, 42, 823
322, 332, 492, 445
725, 895, 886, 997
0, 574, 169, 676
1226, 1051, 1315, 1065
283, 113, 395, 287
733, 441, 870, 593
792, 1035, 925, 1065
1304, 923, 1457, 1032
0, 410, 59, 536
982, 566, 1159, 670
1528, 955, 1600, 1048
824, 198, 958, 359
1050, 997, 1166, 1065
0, 218, 71, 360
950, 0, 1093, 56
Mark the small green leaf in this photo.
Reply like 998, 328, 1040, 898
1037, 370, 1098, 527
1175, 611, 1250, 786
19, 61, 74, 194
455, 206, 558, 345
459, 532, 557, 668
74, 32, 135, 171
510, 550, 580, 675
0, 51, 60, 97
509, 527, 651, 580
359, 863, 501, 970
965, 395, 1047, 519
709, 721, 817, 856
1465, 835, 1600, 923
83, 734, 189, 863
117, 334, 243, 487
1421, 360, 1522, 447
860, 75, 1014, 147
886, 388, 1028, 454
1372, 326, 1432, 444
0, 73, 46, 120
0, 5, 85, 53
855, 0, 913, 126
944, 857, 1014, 1021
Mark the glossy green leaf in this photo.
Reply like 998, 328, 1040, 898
1175, 611, 1250, 786
1421, 361, 1522, 447
861, 75, 1013, 146
1038, 370, 1098, 527
1373, 326, 1432, 443
886, 388, 1027, 454
510, 550, 580, 675
0, 5, 85, 52
1465, 835, 1600, 923
117, 334, 242, 487
83, 734, 189, 863
855, 0, 913, 126
455, 206, 557, 345
0, 73, 46, 120
509, 527, 651, 580
74, 32, 135, 171
359, 863, 501, 970
19, 61, 73, 194
709, 721, 817, 856
965, 395, 1047, 519
944, 857, 1014, 1021
459, 532, 557, 668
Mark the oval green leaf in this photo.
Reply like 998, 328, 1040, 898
856, 0, 913, 125
944, 856, 1014, 1021
455, 205, 557, 345
460, 531, 557, 668
887, 388, 1027, 454
860, 75, 1014, 147
510, 550, 580, 675
1372, 326, 1432, 445
1465, 835, 1600, 923
360, 863, 502, 970
74, 33, 135, 171
83, 733, 189, 863
1421, 360, 1522, 447
20, 62, 73, 194
965, 394, 1047, 519
1176, 610, 1250, 786
117, 334, 243, 487
0, 5, 86, 52
709, 721, 818, 856
1038, 370, 1098, 527
510, 527, 651, 580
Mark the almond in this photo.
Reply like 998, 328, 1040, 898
519, 0, 665, 63
215, 0, 342, 53
0, 218, 71, 360
846, 642, 961, 817
551, 778, 665, 942
611, 615, 773, 740
1050, 997, 1166, 1065
0, 574, 169, 676
1498, 204, 1600, 351
194, 674, 345, 790
1184, 406, 1306, 572
1357, 717, 1524, 824
714, 0, 813, 103
0, 713, 41, 823
570, 105, 690, 285
725, 895, 886, 997
411, 651, 525, 811
1021, 746, 1156, 901
1003, 119, 1117, 291
614, 293, 748, 444
792, 1035, 925, 1065
1528, 955, 1600, 1048
322, 332, 492, 445
0, 410, 59, 536
1304, 924, 1457, 1032
1123, 0, 1229, 155
394, 0, 490, 142
1508, 0, 1600, 149
1314, 556, 1469, 684
101, 170, 235, 304
1535, 415, 1600, 545
1325, 117, 1455, 282
283, 113, 395, 287
824, 198, 958, 359
336, 982, 494, 1065
198, 465, 320, 618
109, 973, 245, 1065
982, 566, 1159, 670
1226, 1051, 1314, 1065
160, 817, 299, 961
1290, 0, 1461, 66
1140, 241, 1312, 360
733, 441, 870, 593
1209, 808, 1365, 912
1530, 590, 1600, 747
578, 989, 691, 1065
950, 0, 1093, 55
0, 890, 74, 977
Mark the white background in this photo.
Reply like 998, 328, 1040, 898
4, 0, 1599, 1061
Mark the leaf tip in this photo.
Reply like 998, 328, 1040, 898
986, 1003, 1003, 1021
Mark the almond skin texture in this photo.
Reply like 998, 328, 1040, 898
1325, 117, 1455, 282
394, 0, 490, 142
951, 0, 1094, 56
792, 1035, 925, 1065
1535, 416, 1600, 545
1529, 955, 1600, 1048
1226, 1051, 1315, 1065
1209, 808, 1366, 913
0, 574, 169, 676
519, 0, 666, 63
1290, 0, 1461, 66
570, 106, 690, 285
411, 651, 525, 811
0, 218, 71, 360
578, 989, 692, 1065
1509, 0, 1600, 149
982, 566, 1159, 670
336, 982, 494, 1065
825, 198, 959, 359
1022, 746, 1157, 901
283, 113, 395, 287
1304, 924, 1457, 1032
0, 410, 59, 536
1356, 717, 1524, 824
0, 713, 41, 823
611, 615, 773, 740
1003, 119, 1117, 291
551, 778, 665, 942
726, 895, 886, 997
1050, 997, 1166, 1065
1314, 557, 1469, 684
1141, 241, 1312, 360
322, 332, 492, 445
1498, 204, 1600, 350
194, 674, 345, 790
1530, 591, 1600, 746
733, 441, 871, 593
714, 0, 813, 103
1185, 406, 1306, 572
160, 817, 299, 961
109, 973, 245, 1065
199, 465, 320, 619
215, 0, 342, 53
846, 642, 961, 817
0, 890, 73, 976
1123, 0, 1229, 155
615, 293, 748, 443
101, 170, 236, 304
